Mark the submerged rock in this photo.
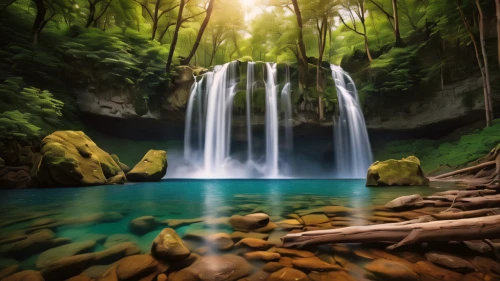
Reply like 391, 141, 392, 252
366, 156, 429, 186
1, 270, 44, 281
365, 258, 419, 281
168, 255, 252, 281
36, 240, 96, 268
268, 268, 310, 281
229, 213, 270, 231
385, 194, 424, 209
36, 131, 124, 187
129, 216, 160, 235
151, 228, 190, 261
425, 252, 476, 272
127, 150, 167, 182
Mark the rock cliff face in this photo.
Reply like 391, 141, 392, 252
364, 73, 500, 131
76, 65, 497, 138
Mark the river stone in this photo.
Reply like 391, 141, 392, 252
129, 216, 159, 235
366, 156, 429, 186
414, 260, 462, 281
0, 265, 19, 280
425, 252, 475, 272
274, 248, 315, 258
115, 255, 159, 281
292, 257, 342, 272
151, 228, 190, 261
385, 194, 424, 209
104, 234, 137, 248
263, 262, 284, 273
1, 270, 44, 281
365, 258, 420, 281
235, 238, 269, 249
7, 229, 63, 259
244, 251, 281, 261
301, 214, 329, 225
127, 150, 167, 182
206, 233, 234, 251
168, 255, 252, 281
268, 268, 310, 281
37, 131, 123, 187
229, 213, 270, 231
36, 240, 96, 268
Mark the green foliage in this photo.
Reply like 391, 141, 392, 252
61, 27, 170, 96
367, 46, 421, 93
0, 77, 64, 141
374, 119, 500, 173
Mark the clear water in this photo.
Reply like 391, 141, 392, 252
0, 179, 455, 271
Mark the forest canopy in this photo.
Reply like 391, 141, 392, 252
0, 0, 498, 141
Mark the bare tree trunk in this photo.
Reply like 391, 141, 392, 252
31, 0, 47, 45
457, 0, 491, 127
392, 0, 401, 45
317, 15, 328, 121
86, 0, 96, 28
291, 0, 308, 91
151, 0, 160, 40
476, 0, 494, 126
181, 0, 215, 65
166, 0, 185, 73
497, 0, 500, 68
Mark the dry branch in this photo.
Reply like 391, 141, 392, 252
282, 214, 500, 249
434, 161, 496, 179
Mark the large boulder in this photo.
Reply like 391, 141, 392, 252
36, 131, 124, 187
127, 150, 167, 182
151, 228, 190, 261
366, 156, 429, 186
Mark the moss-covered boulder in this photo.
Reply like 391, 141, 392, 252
36, 131, 124, 187
127, 150, 167, 182
366, 156, 429, 186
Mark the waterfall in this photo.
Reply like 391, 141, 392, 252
331, 64, 373, 178
203, 61, 238, 175
281, 65, 293, 156
265, 62, 279, 177
246, 62, 255, 162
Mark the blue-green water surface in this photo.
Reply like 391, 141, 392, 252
0, 179, 456, 271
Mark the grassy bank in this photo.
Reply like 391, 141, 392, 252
373, 119, 500, 174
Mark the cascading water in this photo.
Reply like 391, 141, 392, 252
182, 61, 372, 178
331, 64, 373, 178
280, 65, 293, 157
246, 62, 255, 162
265, 62, 279, 177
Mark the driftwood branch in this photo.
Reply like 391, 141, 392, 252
434, 161, 496, 179
282, 214, 500, 249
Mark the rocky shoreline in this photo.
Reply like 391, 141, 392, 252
0, 131, 167, 189
1, 180, 500, 281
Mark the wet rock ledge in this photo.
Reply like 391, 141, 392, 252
0, 130, 168, 189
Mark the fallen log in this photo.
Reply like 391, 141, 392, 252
281, 214, 500, 250
434, 161, 496, 179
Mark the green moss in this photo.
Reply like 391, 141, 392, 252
367, 156, 428, 186
373, 119, 500, 173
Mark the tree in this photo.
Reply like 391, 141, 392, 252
165, 0, 185, 73
180, 0, 215, 65
339, 0, 373, 61
32, 0, 56, 45
132, 0, 178, 40
475, 0, 493, 126
392, 0, 401, 44
85, 0, 113, 28
456, 0, 492, 127
496, 0, 500, 68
